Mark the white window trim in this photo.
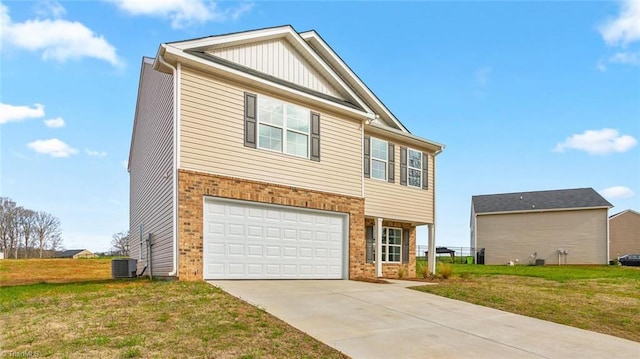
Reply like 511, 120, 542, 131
257, 95, 310, 159
382, 226, 402, 263
407, 148, 422, 189
370, 137, 388, 181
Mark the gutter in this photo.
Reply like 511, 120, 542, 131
157, 52, 179, 277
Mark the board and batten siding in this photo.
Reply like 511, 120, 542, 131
364, 142, 435, 224
206, 38, 343, 99
476, 209, 609, 265
129, 60, 174, 276
179, 66, 362, 198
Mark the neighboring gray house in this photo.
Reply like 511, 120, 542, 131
471, 188, 612, 265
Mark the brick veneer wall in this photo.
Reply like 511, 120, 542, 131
178, 169, 366, 280
364, 218, 417, 278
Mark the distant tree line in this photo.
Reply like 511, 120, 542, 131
0, 197, 63, 258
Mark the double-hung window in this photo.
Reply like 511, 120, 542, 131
257, 96, 310, 158
370, 138, 388, 180
381, 227, 402, 262
407, 149, 422, 188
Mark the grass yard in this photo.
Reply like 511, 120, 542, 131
412, 261, 640, 343
0, 259, 346, 358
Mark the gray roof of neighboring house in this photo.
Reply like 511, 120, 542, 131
472, 188, 613, 214
56, 249, 90, 258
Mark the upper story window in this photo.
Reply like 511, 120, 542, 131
370, 138, 388, 180
407, 149, 422, 188
257, 96, 310, 158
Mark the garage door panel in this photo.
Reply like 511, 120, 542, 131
247, 245, 263, 256
203, 198, 346, 279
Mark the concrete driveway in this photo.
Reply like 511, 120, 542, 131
210, 279, 640, 358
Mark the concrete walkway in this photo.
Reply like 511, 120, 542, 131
210, 279, 640, 358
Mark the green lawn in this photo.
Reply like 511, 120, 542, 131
0, 259, 346, 358
412, 261, 640, 342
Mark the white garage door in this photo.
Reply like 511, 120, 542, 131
203, 198, 347, 279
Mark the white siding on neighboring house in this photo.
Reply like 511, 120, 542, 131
207, 38, 344, 99
179, 65, 363, 198
129, 59, 174, 276
364, 143, 435, 224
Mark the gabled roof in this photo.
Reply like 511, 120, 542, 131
56, 249, 91, 258
156, 25, 410, 132
472, 188, 613, 215
610, 209, 640, 220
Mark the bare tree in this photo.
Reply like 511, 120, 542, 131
0, 198, 16, 255
19, 209, 36, 258
0, 198, 63, 258
111, 230, 129, 256
34, 211, 62, 258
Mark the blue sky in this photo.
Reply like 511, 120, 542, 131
1, 0, 638, 251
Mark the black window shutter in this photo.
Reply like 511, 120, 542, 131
363, 136, 371, 178
402, 229, 410, 263
310, 112, 321, 161
244, 92, 257, 148
388, 143, 395, 183
366, 226, 374, 263
400, 146, 407, 186
422, 152, 429, 190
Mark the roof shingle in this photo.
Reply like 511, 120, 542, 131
472, 188, 612, 214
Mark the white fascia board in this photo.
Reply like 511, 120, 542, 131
167, 28, 372, 115
162, 46, 373, 120
366, 122, 445, 153
169, 26, 294, 50
476, 206, 613, 216
300, 31, 409, 133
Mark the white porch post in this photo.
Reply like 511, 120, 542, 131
376, 217, 383, 277
428, 223, 436, 275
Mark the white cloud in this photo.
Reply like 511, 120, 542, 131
554, 128, 637, 155
85, 149, 108, 158
0, 3, 122, 67
44, 117, 65, 128
110, 0, 253, 28
121, 160, 129, 169
27, 138, 78, 158
0, 103, 45, 124
609, 51, 640, 65
600, 186, 635, 199
35, 0, 67, 18
599, 0, 640, 46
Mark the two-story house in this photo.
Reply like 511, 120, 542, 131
128, 26, 444, 280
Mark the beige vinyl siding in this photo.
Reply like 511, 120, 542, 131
207, 38, 343, 99
364, 142, 435, 224
610, 211, 640, 259
476, 209, 608, 265
129, 60, 174, 276
180, 65, 362, 197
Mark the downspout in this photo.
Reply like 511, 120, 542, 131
157, 52, 179, 277
606, 209, 610, 264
